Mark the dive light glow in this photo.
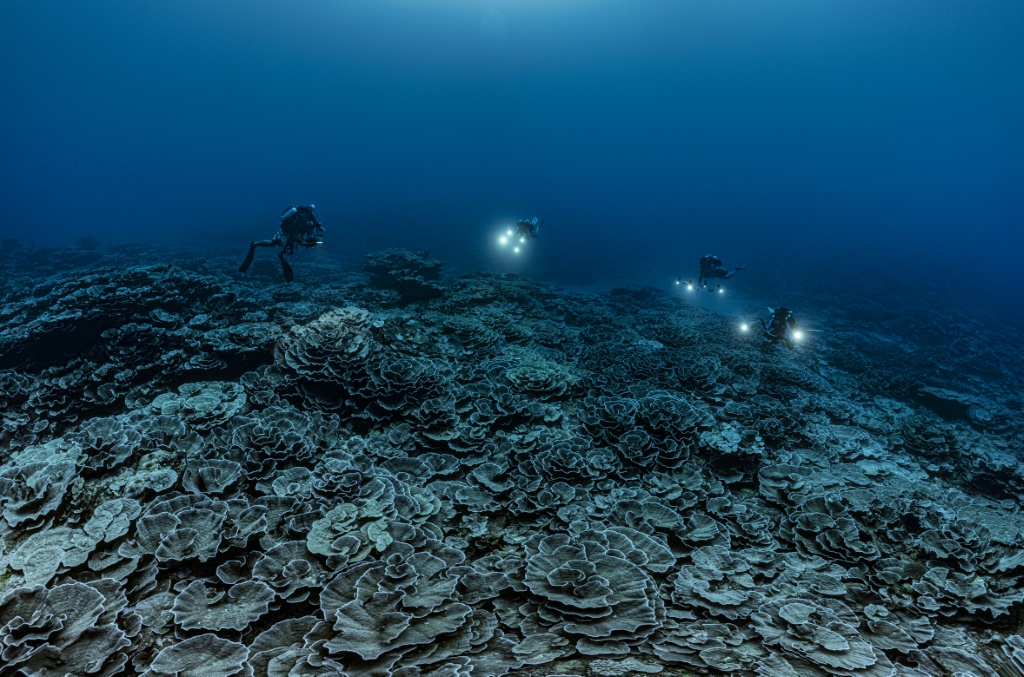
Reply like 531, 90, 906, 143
793, 330, 804, 341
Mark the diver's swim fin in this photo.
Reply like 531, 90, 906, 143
239, 243, 256, 273
279, 253, 294, 283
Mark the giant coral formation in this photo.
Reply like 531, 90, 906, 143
0, 245, 1021, 676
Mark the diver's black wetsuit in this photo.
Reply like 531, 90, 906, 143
760, 307, 797, 348
698, 255, 745, 286
239, 205, 324, 282
516, 217, 542, 239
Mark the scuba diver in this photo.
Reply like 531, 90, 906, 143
239, 204, 324, 282
515, 217, 542, 240
760, 307, 799, 348
698, 255, 745, 288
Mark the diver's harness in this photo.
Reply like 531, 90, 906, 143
278, 205, 324, 255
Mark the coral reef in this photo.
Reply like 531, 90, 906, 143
0, 246, 1022, 676
365, 248, 446, 303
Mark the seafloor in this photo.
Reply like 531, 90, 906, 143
0, 240, 1023, 677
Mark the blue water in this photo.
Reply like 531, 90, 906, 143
2, 0, 1022, 303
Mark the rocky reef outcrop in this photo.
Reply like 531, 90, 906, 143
365, 248, 445, 303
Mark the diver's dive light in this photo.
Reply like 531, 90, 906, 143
498, 226, 518, 250
792, 330, 804, 341
740, 323, 749, 332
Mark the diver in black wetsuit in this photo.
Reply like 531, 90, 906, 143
760, 307, 798, 348
515, 217, 542, 240
698, 255, 745, 288
239, 205, 324, 282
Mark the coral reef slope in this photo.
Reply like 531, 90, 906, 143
1, 244, 1022, 677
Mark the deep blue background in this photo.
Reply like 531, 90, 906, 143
2, 0, 1022, 297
